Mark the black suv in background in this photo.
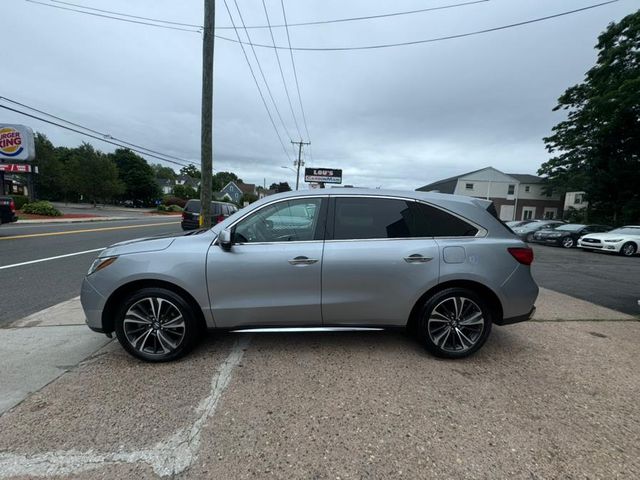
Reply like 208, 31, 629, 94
0, 196, 17, 226
181, 199, 238, 230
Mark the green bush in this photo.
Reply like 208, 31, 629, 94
167, 204, 183, 212
22, 201, 63, 217
162, 196, 186, 208
157, 204, 168, 212
11, 195, 29, 210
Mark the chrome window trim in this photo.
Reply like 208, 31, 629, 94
218, 193, 487, 245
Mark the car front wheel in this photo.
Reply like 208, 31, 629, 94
418, 288, 492, 359
561, 237, 575, 248
115, 287, 200, 362
620, 242, 637, 257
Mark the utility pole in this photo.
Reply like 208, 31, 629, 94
291, 140, 310, 191
200, 0, 215, 228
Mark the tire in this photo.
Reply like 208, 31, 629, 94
526, 233, 534, 243
620, 242, 637, 257
417, 288, 493, 359
115, 287, 200, 362
561, 237, 575, 249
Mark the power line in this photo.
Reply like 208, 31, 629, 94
50, 0, 202, 28
25, 0, 202, 33
231, 0, 294, 142
216, 0, 620, 51
221, 0, 292, 163
0, 97, 192, 165
280, 0, 311, 143
0, 103, 194, 168
261, 0, 303, 141
38, 0, 490, 30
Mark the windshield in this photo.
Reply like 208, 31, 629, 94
519, 222, 559, 232
555, 224, 586, 232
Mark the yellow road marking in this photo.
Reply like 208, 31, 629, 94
0, 221, 179, 241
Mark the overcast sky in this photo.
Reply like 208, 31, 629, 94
3, 0, 636, 189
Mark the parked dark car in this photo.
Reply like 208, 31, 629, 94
511, 220, 565, 242
531, 223, 612, 248
181, 199, 238, 230
0, 196, 18, 225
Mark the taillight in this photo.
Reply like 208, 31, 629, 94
508, 247, 534, 265
182, 211, 188, 220
215, 214, 225, 224
9, 199, 15, 213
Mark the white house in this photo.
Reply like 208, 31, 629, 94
417, 167, 565, 221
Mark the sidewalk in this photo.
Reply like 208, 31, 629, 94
16, 216, 139, 224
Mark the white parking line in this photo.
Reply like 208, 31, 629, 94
0, 335, 251, 478
0, 248, 104, 271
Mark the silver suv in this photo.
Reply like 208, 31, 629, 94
81, 189, 538, 361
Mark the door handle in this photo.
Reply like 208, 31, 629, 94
404, 254, 433, 264
288, 256, 319, 266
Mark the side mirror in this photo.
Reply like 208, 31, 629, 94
219, 228, 232, 251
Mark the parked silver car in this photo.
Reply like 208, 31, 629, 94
81, 189, 538, 361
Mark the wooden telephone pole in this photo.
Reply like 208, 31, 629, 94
291, 140, 310, 191
200, 0, 215, 228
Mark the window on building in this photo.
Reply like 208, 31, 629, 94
524, 186, 530, 192
507, 184, 515, 195
574, 194, 583, 204
465, 183, 474, 190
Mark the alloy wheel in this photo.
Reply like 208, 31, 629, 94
123, 297, 186, 356
427, 296, 485, 354
562, 237, 574, 248
622, 243, 636, 256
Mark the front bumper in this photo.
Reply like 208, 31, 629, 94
578, 240, 621, 252
531, 236, 562, 245
80, 276, 107, 331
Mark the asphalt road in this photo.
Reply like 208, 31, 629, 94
531, 243, 640, 316
0, 217, 182, 325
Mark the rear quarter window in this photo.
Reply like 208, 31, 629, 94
411, 202, 478, 237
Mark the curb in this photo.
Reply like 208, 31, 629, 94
15, 216, 170, 224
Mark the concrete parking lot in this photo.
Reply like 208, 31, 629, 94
0, 291, 639, 479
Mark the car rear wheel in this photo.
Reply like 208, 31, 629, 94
418, 288, 492, 359
620, 242, 637, 257
526, 233, 534, 242
561, 237, 575, 248
115, 288, 200, 362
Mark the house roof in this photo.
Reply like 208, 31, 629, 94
156, 178, 174, 187
238, 183, 256, 194
416, 167, 488, 193
417, 167, 547, 192
506, 173, 545, 184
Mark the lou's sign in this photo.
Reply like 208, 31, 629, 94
0, 125, 35, 162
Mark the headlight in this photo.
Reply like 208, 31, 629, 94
87, 256, 117, 275
549, 233, 562, 238
604, 239, 623, 243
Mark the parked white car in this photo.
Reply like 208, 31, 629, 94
578, 225, 640, 256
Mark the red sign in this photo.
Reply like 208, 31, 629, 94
0, 164, 33, 173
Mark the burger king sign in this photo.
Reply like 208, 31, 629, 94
0, 124, 35, 162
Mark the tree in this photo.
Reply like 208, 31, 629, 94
109, 149, 160, 202
33, 133, 65, 201
74, 143, 124, 204
180, 164, 201, 179
270, 182, 292, 193
539, 11, 640, 224
212, 171, 242, 191
152, 163, 177, 181
173, 183, 197, 200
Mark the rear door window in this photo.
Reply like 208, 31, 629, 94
333, 198, 414, 239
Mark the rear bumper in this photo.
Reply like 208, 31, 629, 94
495, 306, 536, 326
181, 219, 199, 230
